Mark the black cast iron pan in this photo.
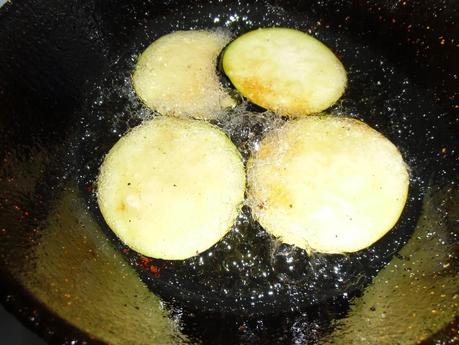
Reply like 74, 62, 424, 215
0, 0, 457, 344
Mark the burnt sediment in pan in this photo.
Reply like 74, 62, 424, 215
75, 1, 431, 320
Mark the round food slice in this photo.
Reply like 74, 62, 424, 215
132, 30, 235, 120
247, 116, 409, 253
222, 27, 347, 117
97, 116, 245, 260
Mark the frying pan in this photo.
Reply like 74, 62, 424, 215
0, 0, 457, 344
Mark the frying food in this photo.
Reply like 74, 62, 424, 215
132, 30, 235, 120
222, 27, 347, 117
247, 116, 409, 253
97, 116, 245, 260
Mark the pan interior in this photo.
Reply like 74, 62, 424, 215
75, 1, 432, 317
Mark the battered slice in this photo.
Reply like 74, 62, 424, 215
222, 27, 347, 117
247, 116, 409, 253
132, 30, 235, 120
97, 116, 245, 260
